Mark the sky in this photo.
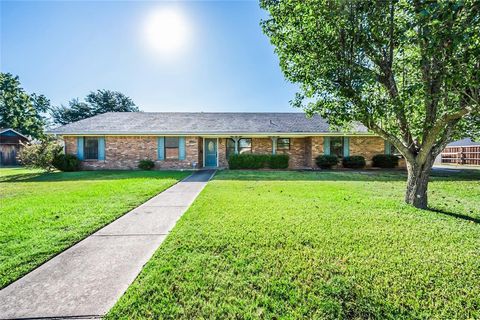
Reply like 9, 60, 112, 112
1, 0, 299, 112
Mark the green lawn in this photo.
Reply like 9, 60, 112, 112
0, 168, 189, 288
107, 169, 480, 319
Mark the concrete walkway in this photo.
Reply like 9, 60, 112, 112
0, 170, 215, 320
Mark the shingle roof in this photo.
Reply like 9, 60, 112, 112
447, 138, 480, 146
0, 128, 29, 139
49, 112, 370, 135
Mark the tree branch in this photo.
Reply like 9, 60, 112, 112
418, 107, 471, 163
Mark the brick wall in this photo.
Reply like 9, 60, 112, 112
64, 137, 77, 156
251, 138, 271, 154
349, 136, 385, 166
198, 138, 204, 168
218, 138, 228, 167
63, 135, 403, 170
288, 138, 306, 168
219, 137, 308, 169
310, 136, 324, 167
63, 136, 200, 170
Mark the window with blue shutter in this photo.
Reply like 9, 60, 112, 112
98, 137, 105, 160
384, 141, 391, 155
343, 137, 350, 157
179, 137, 186, 160
157, 137, 165, 160
384, 141, 401, 156
323, 137, 330, 155
77, 137, 84, 160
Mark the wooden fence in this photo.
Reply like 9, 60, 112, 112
441, 146, 480, 165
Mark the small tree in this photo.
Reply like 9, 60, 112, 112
18, 137, 63, 172
261, 0, 480, 209
51, 90, 139, 125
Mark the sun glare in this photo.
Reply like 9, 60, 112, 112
143, 7, 190, 56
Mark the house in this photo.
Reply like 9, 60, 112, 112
49, 112, 402, 170
437, 138, 480, 166
0, 128, 29, 166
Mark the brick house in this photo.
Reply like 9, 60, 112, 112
50, 112, 403, 170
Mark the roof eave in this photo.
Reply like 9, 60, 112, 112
49, 131, 375, 137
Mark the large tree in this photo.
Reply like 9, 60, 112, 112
261, 0, 480, 209
51, 89, 139, 125
0, 73, 50, 139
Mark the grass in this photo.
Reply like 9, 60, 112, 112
0, 168, 190, 288
107, 169, 480, 319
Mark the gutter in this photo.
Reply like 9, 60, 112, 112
47, 131, 376, 137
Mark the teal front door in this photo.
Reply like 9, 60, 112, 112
205, 138, 217, 167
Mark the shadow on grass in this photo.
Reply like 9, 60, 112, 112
428, 208, 480, 224
2, 168, 478, 184
0, 170, 189, 183
213, 169, 480, 182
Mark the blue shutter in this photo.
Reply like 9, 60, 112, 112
157, 137, 165, 160
323, 137, 330, 155
179, 137, 186, 160
343, 137, 350, 157
77, 137, 84, 160
384, 141, 391, 155
98, 137, 105, 160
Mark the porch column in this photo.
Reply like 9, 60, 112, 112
232, 137, 240, 154
271, 137, 278, 155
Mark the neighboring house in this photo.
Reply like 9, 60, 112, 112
437, 138, 480, 166
0, 128, 29, 166
49, 112, 402, 170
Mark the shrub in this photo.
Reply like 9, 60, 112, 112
372, 154, 400, 168
315, 155, 338, 169
52, 153, 81, 172
269, 154, 289, 169
138, 159, 155, 170
228, 154, 290, 170
18, 137, 63, 172
228, 154, 269, 169
342, 156, 366, 169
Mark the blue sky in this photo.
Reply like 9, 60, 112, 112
1, 0, 299, 112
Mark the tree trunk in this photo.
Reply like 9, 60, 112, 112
405, 158, 434, 209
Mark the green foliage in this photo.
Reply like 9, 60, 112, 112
0, 169, 189, 288
138, 159, 155, 170
342, 156, 366, 169
228, 154, 290, 169
315, 155, 338, 169
269, 154, 289, 169
228, 154, 270, 169
261, 0, 480, 207
0, 73, 50, 139
52, 153, 81, 172
372, 154, 400, 168
107, 170, 480, 319
17, 137, 63, 172
51, 89, 139, 125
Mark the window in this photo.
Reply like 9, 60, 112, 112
389, 144, 402, 157
330, 137, 344, 157
385, 141, 402, 157
277, 138, 290, 151
226, 139, 236, 159
84, 138, 99, 160
165, 137, 179, 159
226, 138, 252, 158
238, 138, 252, 154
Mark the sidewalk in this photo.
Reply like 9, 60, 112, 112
0, 170, 215, 319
